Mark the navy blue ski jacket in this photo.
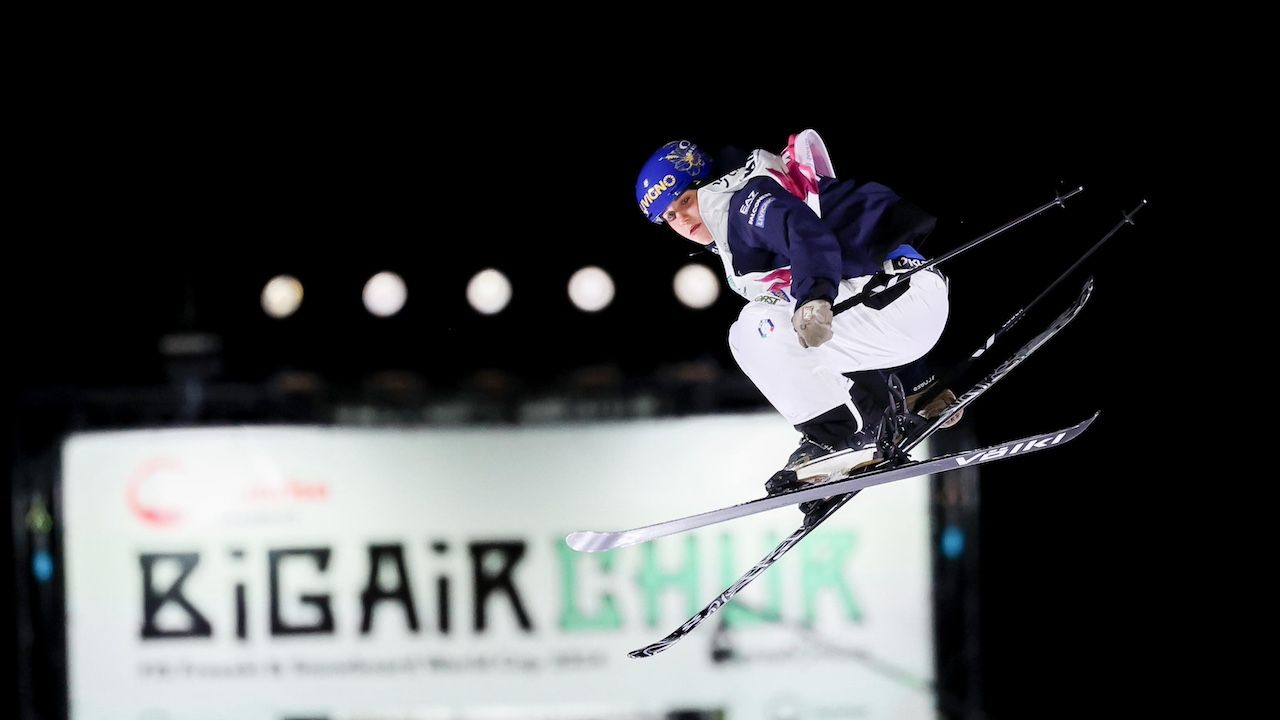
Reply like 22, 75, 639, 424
722, 175, 936, 304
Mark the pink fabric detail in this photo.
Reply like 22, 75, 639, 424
759, 267, 792, 292
768, 133, 821, 200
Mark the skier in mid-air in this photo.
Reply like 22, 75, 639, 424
635, 131, 960, 499
602, 135, 1121, 655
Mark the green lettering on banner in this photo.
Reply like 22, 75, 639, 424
556, 539, 622, 631
637, 536, 700, 628
801, 530, 863, 625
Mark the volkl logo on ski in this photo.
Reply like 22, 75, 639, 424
954, 432, 1068, 466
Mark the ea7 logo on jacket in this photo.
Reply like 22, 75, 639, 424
954, 432, 1067, 466
740, 190, 758, 214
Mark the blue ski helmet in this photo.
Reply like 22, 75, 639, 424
636, 140, 714, 224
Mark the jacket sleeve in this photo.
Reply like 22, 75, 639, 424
731, 180, 863, 304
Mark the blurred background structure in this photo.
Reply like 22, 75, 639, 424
5, 73, 1177, 719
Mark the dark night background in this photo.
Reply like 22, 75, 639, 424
4, 67, 1191, 717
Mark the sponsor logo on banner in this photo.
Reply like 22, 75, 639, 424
127, 456, 329, 528
135, 531, 866, 641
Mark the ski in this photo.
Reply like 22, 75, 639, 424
567, 415, 1094, 553
626, 277, 1095, 658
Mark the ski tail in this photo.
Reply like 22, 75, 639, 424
912, 199, 1141, 408
904, 277, 1093, 447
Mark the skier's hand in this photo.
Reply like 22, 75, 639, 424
792, 299, 833, 348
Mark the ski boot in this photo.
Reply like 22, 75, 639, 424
795, 373, 914, 525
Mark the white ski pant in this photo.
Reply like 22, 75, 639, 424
728, 270, 949, 427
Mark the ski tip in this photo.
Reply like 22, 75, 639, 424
627, 645, 663, 659
1080, 276, 1096, 299
565, 531, 617, 553
565, 531, 594, 552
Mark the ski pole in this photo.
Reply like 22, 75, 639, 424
832, 186, 1085, 316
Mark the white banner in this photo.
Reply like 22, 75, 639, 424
63, 415, 935, 719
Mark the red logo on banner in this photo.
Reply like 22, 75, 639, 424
126, 456, 330, 528
127, 457, 186, 527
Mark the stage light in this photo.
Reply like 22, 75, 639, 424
261, 275, 303, 319
363, 271, 407, 317
568, 266, 614, 312
673, 263, 719, 309
467, 268, 512, 315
